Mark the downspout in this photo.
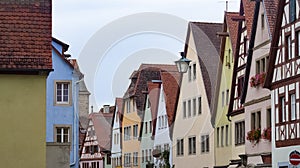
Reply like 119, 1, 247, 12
240, 0, 260, 104
70, 76, 84, 167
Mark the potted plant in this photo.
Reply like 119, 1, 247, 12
246, 128, 261, 145
262, 127, 271, 141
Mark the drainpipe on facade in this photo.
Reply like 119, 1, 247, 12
70, 77, 84, 167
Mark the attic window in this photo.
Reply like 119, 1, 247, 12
104, 105, 109, 113
261, 13, 265, 29
289, 0, 296, 23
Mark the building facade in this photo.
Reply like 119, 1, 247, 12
111, 98, 123, 168
264, 0, 300, 167
0, 1, 52, 167
213, 11, 239, 167
46, 38, 81, 168
172, 22, 222, 168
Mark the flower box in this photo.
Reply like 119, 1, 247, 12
246, 128, 261, 145
262, 127, 271, 141
250, 72, 266, 88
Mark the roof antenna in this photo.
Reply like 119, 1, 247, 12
226, 1, 228, 11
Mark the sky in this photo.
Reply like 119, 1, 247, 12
52, 0, 240, 112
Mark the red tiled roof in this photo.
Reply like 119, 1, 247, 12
226, 12, 239, 57
147, 82, 161, 137
89, 109, 114, 151
263, 0, 279, 38
0, 0, 52, 71
161, 71, 180, 127
123, 64, 178, 118
242, 0, 256, 38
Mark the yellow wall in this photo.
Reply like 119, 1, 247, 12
0, 74, 47, 168
122, 98, 141, 167
214, 35, 234, 166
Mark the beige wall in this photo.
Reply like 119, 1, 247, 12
172, 31, 215, 168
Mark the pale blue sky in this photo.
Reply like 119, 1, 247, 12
52, 0, 239, 111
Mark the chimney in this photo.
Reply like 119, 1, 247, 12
103, 105, 110, 113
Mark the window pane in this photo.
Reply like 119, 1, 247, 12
291, 94, 296, 120
193, 98, 196, 116
198, 97, 202, 114
193, 63, 196, 80
183, 101, 186, 118
188, 100, 191, 117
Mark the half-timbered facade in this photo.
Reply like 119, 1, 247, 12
241, 0, 279, 166
80, 106, 115, 168
264, 0, 300, 167
227, 0, 255, 165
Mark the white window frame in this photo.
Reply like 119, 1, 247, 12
54, 80, 72, 105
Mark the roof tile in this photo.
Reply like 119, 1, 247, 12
0, 0, 52, 71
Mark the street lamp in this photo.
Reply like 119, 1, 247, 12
175, 52, 191, 73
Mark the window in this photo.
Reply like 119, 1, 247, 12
165, 115, 168, 128
133, 124, 138, 138
161, 116, 165, 128
176, 139, 184, 156
256, 57, 269, 74
297, 31, 300, 56
226, 89, 229, 105
222, 91, 225, 107
145, 122, 148, 134
55, 81, 71, 105
279, 96, 286, 122
286, 35, 292, 60
133, 101, 136, 112
217, 127, 220, 147
221, 126, 224, 147
124, 153, 131, 167
133, 152, 138, 166
164, 144, 170, 151
107, 153, 111, 165
261, 13, 265, 29
126, 99, 131, 113
142, 150, 144, 163
290, 93, 296, 121
149, 121, 152, 133
289, 0, 296, 23
147, 98, 150, 108
251, 111, 261, 130
235, 121, 245, 145
188, 65, 192, 81
188, 100, 191, 117
183, 101, 187, 118
201, 135, 209, 153
193, 98, 196, 116
145, 150, 148, 162
237, 76, 244, 97
56, 126, 70, 143
148, 149, 152, 161
124, 126, 131, 141
193, 63, 196, 80
198, 97, 202, 115
225, 125, 229, 146
267, 108, 271, 128
188, 136, 196, 155
114, 134, 116, 144
158, 116, 161, 128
